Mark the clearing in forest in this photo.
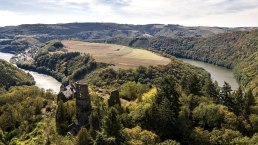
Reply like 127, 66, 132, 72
62, 40, 171, 69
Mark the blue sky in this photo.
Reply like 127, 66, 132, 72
0, 0, 258, 27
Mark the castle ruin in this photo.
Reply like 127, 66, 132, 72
69, 82, 92, 135
75, 82, 92, 126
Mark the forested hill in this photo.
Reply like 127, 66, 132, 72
1, 24, 258, 144
107, 30, 257, 67
105, 30, 258, 96
0, 59, 35, 91
0, 23, 256, 41
17, 41, 107, 85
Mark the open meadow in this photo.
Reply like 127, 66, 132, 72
62, 40, 171, 69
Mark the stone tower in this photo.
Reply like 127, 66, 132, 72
108, 90, 121, 107
75, 82, 92, 126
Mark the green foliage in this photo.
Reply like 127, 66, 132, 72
111, 30, 258, 96
85, 57, 210, 97
123, 126, 158, 145
232, 133, 258, 144
249, 114, 258, 133
209, 129, 241, 145
0, 59, 35, 89
44, 41, 64, 52
55, 100, 75, 135
3, 34, 258, 144
219, 82, 233, 107
181, 74, 202, 95
235, 51, 258, 96
0, 86, 56, 144
102, 107, 122, 144
193, 127, 243, 145
76, 128, 92, 145
192, 102, 238, 130
158, 139, 180, 145
245, 89, 255, 114
231, 87, 245, 116
56, 100, 67, 135
0, 129, 7, 145
127, 88, 156, 125
143, 75, 180, 140
120, 81, 149, 101
89, 110, 101, 138
17, 42, 104, 84
204, 80, 219, 99
94, 131, 115, 145
90, 95, 107, 137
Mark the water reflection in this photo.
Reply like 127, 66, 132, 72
181, 58, 239, 90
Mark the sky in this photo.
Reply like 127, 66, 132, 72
0, 0, 258, 27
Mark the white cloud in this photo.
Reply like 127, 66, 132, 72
0, 0, 258, 27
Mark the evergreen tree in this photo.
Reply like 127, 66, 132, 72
219, 82, 233, 110
245, 89, 255, 114
232, 87, 244, 115
94, 132, 115, 145
181, 74, 201, 95
205, 80, 219, 99
180, 75, 189, 94
94, 132, 107, 145
35, 103, 41, 115
189, 74, 201, 95
89, 110, 101, 137
0, 129, 7, 145
147, 75, 180, 139
102, 107, 122, 144
56, 100, 68, 135
158, 139, 180, 145
76, 128, 92, 145
158, 75, 180, 117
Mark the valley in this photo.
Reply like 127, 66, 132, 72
0, 22, 257, 145
0, 52, 61, 93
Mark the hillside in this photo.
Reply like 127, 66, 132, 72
0, 23, 244, 54
16, 41, 108, 85
0, 37, 42, 54
0, 59, 35, 90
0, 86, 57, 144
1, 25, 258, 144
106, 30, 258, 96
62, 40, 171, 69
0, 23, 256, 44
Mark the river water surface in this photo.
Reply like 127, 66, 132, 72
0, 51, 239, 92
0, 52, 61, 93
180, 58, 239, 90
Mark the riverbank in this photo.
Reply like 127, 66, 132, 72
180, 58, 239, 90
0, 52, 61, 93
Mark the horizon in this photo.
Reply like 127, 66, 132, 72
1, 0, 258, 27
1, 21, 258, 28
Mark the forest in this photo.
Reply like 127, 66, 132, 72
106, 30, 258, 97
17, 41, 107, 85
0, 59, 35, 91
2, 52, 258, 144
0, 29, 258, 144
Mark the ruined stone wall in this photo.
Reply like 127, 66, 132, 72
75, 82, 92, 126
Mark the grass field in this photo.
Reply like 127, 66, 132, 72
62, 40, 171, 69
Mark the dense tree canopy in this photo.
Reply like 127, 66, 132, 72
0, 59, 35, 90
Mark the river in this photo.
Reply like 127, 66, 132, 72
0, 52, 61, 93
0, 51, 239, 92
180, 58, 239, 90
